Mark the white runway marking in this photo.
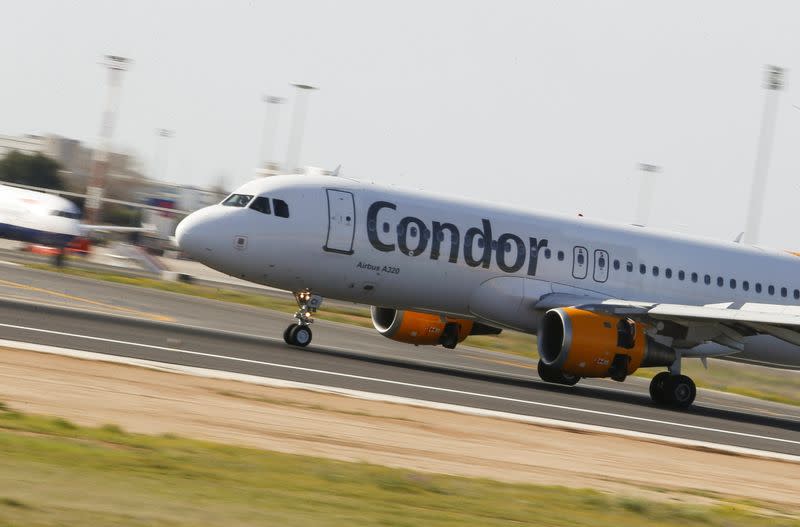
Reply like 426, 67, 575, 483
0, 321, 798, 448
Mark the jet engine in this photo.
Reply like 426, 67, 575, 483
371, 307, 500, 348
538, 307, 675, 381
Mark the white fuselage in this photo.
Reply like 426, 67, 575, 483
176, 175, 800, 369
0, 185, 82, 246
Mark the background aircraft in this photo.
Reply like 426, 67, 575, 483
0, 184, 155, 264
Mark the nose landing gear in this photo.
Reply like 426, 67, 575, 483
283, 290, 323, 347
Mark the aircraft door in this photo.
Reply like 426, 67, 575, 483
572, 246, 588, 279
324, 189, 356, 255
593, 249, 609, 283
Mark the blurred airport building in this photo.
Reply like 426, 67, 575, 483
0, 132, 227, 241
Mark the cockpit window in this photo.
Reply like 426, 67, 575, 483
249, 196, 271, 215
222, 194, 253, 207
274, 199, 290, 218
51, 210, 81, 219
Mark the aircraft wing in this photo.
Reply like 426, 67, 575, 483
535, 293, 800, 352
79, 224, 157, 235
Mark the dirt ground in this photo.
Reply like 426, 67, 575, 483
0, 348, 797, 510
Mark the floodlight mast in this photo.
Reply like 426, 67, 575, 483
742, 65, 785, 245
260, 95, 285, 172
634, 163, 660, 227
85, 55, 131, 224
285, 83, 318, 174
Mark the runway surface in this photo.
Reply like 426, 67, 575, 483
0, 262, 799, 455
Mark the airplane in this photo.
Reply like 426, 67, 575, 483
175, 174, 800, 409
0, 184, 153, 265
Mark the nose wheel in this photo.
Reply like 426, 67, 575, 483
283, 290, 322, 348
284, 324, 312, 347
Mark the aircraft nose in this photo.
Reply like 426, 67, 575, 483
175, 210, 208, 258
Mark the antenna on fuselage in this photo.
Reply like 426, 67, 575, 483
331, 165, 341, 177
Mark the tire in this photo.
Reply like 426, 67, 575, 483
537, 360, 580, 386
439, 323, 459, 350
283, 325, 295, 345
559, 372, 580, 386
665, 375, 696, 408
289, 325, 312, 347
649, 371, 671, 404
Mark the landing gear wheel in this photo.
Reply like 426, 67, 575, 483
288, 325, 312, 347
649, 372, 696, 408
282, 290, 322, 347
649, 372, 671, 404
439, 323, 460, 350
537, 360, 580, 386
664, 374, 696, 408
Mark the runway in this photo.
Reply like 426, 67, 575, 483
0, 263, 799, 456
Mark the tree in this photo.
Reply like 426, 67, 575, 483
0, 151, 65, 190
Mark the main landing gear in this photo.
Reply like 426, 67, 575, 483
537, 360, 580, 386
283, 290, 323, 347
649, 371, 696, 408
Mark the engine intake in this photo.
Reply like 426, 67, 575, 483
538, 307, 675, 379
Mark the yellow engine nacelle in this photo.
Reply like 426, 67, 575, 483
371, 307, 499, 347
538, 307, 674, 379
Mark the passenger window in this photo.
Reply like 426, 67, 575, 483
367, 219, 376, 232
222, 194, 254, 207
730, 279, 736, 289
577, 253, 585, 265
704, 275, 711, 285
756, 283, 762, 293
717, 277, 723, 287
768, 285, 775, 295
273, 199, 290, 218
639, 264, 646, 275
678, 270, 685, 281
544, 248, 552, 259
557, 251, 565, 261
665, 268, 672, 279
613, 260, 620, 270
626, 262, 633, 272
477, 238, 485, 249
794, 289, 799, 300
383, 222, 391, 233
781, 287, 788, 298
691, 272, 698, 283
505, 242, 512, 253
410, 227, 418, 237
743, 281, 750, 291
249, 196, 271, 214
652, 266, 659, 277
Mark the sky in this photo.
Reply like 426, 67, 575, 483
1, 1, 800, 247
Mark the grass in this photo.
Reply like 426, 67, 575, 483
25, 262, 800, 406
0, 405, 794, 526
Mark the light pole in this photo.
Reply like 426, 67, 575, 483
743, 65, 785, 245
86, 55, 131, 224
260, 95, 285, 174
635, 163, 660, 226
285, 83, 318, 174
156, 128, 174, 181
